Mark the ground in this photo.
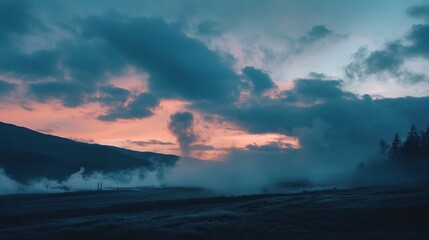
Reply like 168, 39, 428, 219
1, 185, 429, 239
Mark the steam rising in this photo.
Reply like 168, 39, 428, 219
168, 111, 197, 156
0, 167, 163, 195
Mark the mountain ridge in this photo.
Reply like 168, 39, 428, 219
0, 122, 179, 182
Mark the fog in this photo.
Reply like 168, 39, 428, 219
0, 167, 163, 195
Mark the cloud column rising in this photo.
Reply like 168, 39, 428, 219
168, 112, 197, 156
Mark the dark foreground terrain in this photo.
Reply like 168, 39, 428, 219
1, 186, 429, 240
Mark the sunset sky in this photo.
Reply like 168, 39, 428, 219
1, 0, 429, 161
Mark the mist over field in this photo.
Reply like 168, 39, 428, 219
1, 0, 429, 239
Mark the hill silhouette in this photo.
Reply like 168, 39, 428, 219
0, 122, 179, 182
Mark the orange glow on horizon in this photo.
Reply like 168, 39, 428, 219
0, 99, 298, 161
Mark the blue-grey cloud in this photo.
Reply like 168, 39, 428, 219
0, 80, 17, 96
0, 49, 60, 80
0, 2, 244, 121
83, 14, 240, 104
0, 0, 428, 171
95, 85, 130, 106
168, 112, 196, 156
242, 66, 277, 95
193, 77, 429, 167
407, 3, 429, 20
0, 0, 57, 80
346, 4, 429, 83
130, 139, 175, 146
246, 141, 294, 153
406, 23, 429, 57
28, 81, 88, 107
365, 48, 404, 74
0, 0, 46, 45
282, 79, 355, 104
299, 25, 333, 46
189, 144, 216, 151
98, 93, 160, 121
196, 21, 222, 37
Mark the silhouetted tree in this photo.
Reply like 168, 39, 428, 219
402, 124, 421, 161
421, 127, 429, 160
388, 133, 402, 162
379, 140, 389, 161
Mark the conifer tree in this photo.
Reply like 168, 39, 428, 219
379, 140, 389, 161
421, 127, 429, 160
388, 133, 402, 162
403, 124, 421, 161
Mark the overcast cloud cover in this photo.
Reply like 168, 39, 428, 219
1, 0, 429, 192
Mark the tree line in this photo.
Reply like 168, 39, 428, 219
379, 124, 429, 164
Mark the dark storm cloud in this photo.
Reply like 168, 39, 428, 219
242, 66, 277, 94
98, 93, 160, 121
168, 112, 197, 156
83, 15, 241, 104
0, 80, 17, 96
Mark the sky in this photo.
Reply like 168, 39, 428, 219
1, 0, 429, 164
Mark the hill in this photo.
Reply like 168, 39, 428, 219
0, 122, 179, 182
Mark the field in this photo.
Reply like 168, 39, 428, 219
1, 185, 429, 240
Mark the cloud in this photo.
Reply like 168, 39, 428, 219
0, 0, 46, 45
0, 80, 17, 96
0, 49, 60, 80
345, 4, 429, 84
246, 141, 294, 153
28, 81, 89, 107
0, 0, 428, 193
242, 66, 277, 95
168, 111, 197, 156
98, 93, 160, 121
282, 78, 355, 104
0, 6, 246, 121
130, 139, 174, 147
194, 77, 429, 169
189, 144, 215, 151
407, 3, 429, 20
95, 85, 130, 106
365, 48, 404, 74
83, 15, 241, 104
299, 25, 333, 46
406, 23, 429, 57
196, 21, 222, 37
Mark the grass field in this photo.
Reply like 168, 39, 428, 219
1, 185, 429, 239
